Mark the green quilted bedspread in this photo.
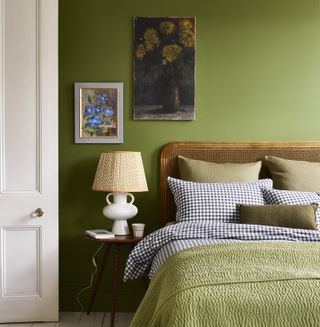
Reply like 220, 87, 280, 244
131, 242, 320, 327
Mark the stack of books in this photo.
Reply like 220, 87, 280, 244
85, 229, 115, 239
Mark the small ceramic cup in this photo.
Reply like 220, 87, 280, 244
132, 223, 145, 238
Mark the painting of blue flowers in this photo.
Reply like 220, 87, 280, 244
74, 83, 123, 143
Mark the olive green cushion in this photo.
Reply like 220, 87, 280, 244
178, 156, 261, 183
239, 204, 318, 230
265, 156, 320, 191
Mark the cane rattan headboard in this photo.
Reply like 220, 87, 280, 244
160, 141, 320, 226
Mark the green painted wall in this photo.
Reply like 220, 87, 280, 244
59, 0, 320, 311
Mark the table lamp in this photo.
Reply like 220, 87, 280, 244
92, 151, 148, 235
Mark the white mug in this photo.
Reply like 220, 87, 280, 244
132, 223, 145, 237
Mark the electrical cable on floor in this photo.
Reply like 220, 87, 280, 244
75, 242, 104, 312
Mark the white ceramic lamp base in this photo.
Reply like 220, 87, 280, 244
102, 192, 138, 236
111, 220, 129, 235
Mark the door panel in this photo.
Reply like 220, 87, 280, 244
2, 227, 40, 297
0, 0, 58, 322
3, 0, 38, 192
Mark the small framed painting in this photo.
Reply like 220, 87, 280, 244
74, 82, 123, 143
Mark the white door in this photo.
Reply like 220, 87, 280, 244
0, 0, 58, 322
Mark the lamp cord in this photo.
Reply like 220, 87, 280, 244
75, 242, 104, 312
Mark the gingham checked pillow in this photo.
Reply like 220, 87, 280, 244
261, 187, 320, 228
168, 177, 273, 223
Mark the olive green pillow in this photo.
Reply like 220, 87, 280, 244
265, 156, 320, 191
239, 204, 318, 230
178, 156, 262, 183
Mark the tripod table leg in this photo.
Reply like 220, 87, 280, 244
110, 244, 121, 327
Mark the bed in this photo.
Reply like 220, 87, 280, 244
125, 141, 320, 327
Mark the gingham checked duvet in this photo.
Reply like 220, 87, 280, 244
124, 221, 320, 281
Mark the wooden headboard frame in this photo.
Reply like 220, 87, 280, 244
160, 141, 320, 226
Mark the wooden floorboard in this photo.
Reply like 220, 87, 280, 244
101, 313, 133, 327
100, 313, 110, 327
78, 312, 105, 327
54, 312, 82, 326
29, 323, 57, 327
0, 312, 134, 327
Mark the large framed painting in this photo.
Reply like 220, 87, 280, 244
74, 82, 123, 143
133, 17, 196, 120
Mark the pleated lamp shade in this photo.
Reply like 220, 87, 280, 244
92, 151, 148, 192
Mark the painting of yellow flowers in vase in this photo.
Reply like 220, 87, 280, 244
133, 17, 196, 120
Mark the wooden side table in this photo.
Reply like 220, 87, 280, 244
86, 235, 144, 327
